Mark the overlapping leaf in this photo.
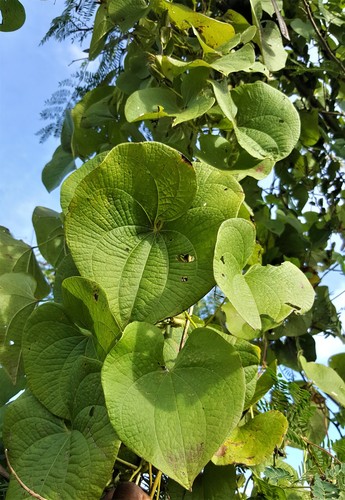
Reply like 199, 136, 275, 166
64, 142, 244, 326
213, 411, 288, 466
32, 206, 65, 268
214, 219, 315, 335
3, 361, 120, 500
102, 322, 245, 489
0, 273, 37, 383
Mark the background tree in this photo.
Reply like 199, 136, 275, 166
0, 0, 344, 498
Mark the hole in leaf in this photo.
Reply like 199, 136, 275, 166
181, 276, 188, 282
93, 292, 99, 301
89, 406, 95, 417
177, 253, 195, 263
220, 255, 225, 264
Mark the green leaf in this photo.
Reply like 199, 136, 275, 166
42, 145, 76, 193
125, 87, 180, 122
214, 219, 315, 332
102, 323, 245, 489
89, 3, 115, 60
3, 370, 120, 500
213, 410, 288, 466
167, 462, 237, 499
172, 94, 215, 126
0, 226, 50, 299
299, 355, 345, 407
260, 21, 288, 72
329, 353, 345, 382
0, 0, 25, 31
0, 366, 25, 407
65, 142, 244, 326
254, 476, 287, 500
212, 81, 300, 161
53, 253, 80, 303
62, 276, 121, 357
299, 109, 320, 146
32, 206, 65, 268
0, 273, 37, 383
108, 0, 150, 32
248, 360, 277, 406
22, 302, 98, 419
60, 152, 108, 214
71, 87, 115, 159
154, 0, 235, 48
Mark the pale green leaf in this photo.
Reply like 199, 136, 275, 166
154, 0, 235, 48
213, 411, 288, 466
65, 142, 244, 326
212, 81, 300, 161
300, 355, 345, 407
89, 3, 115, 60
102, 323, 245, 489
125, 87, 180, 122
260, 21, 287, 72
329, 353, 345, 382
0, 273, 37, 383
173, 95, 215, 126
214, 219, 315, 332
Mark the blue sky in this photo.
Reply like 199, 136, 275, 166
0, 1, 343, 361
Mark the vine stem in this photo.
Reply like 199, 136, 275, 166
179, 306, 194, 351
150, 470, 162, 499
301, 436, 342, 465
5, 449, 48, 500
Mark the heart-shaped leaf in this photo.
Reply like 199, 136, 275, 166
299, 355, 345, 407
214, 219, 315, 333
23, 302, 99, 419
212, 81, 300, 161
0, 273, 37, 383
0, 226, 50, 299
3, 360, 120, 500
102, 322, 245, 489
65, 142, 244, 326
213, 411, 288, 466
32, 206, 65, 268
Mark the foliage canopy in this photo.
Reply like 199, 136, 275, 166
1, 0, 345, 498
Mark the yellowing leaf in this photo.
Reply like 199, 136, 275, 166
213, 411, 288, 466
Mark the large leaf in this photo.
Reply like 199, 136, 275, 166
213, 411, 288, 466
125, 87, 180, 122
65, 142, 244, 326
0, 0, 25, 31
214, 219, 315, 333
32, 206, 65, 268
102, 323, 245, 489
0, 226, 50, 299
3, 364, 120, 500
299, 355, 345, 407
89, 3, 116, 59
212, 81, 300, 161
0, 273, 37, 383
22, 302, 98, 419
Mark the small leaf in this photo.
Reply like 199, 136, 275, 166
0, 227, 50, 299
108, 0, 150, 32
32, 206, 65, 268
260, 21, 287, 72
42, 145, 76, 193
89, 3, 115, 60
62, 276, 121, 356
125, 87, 180, 122
102, 323, 245, 489
213, 411, 288, 466
0, 0, 25, 32
329, 353, 345, 382
0, 273, 37, 383
300, 355, 345, 407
